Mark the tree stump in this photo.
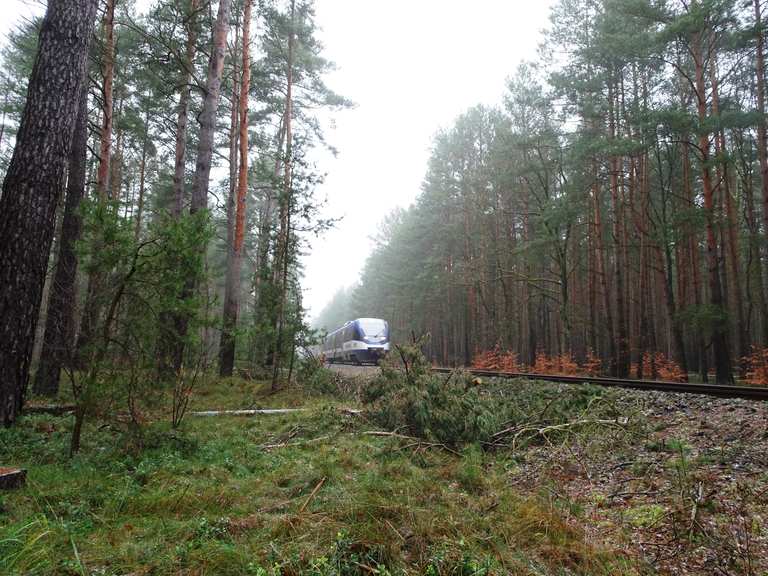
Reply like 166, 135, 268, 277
0, 467, 26, 490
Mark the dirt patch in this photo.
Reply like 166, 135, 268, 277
509, 385, 768, 575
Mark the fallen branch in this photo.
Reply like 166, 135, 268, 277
492, 418, 627, 450
261, 435, 332, 450
362, 430, 462, 456
190, 408, 307, 417
299, 477, 326, 513
363, 430, 421, 441
609, 490, 659, 499
191, 407, 362, 417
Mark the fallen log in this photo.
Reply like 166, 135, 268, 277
189, 408, 307, 417
190, 407, 363, 417
25, 404, 76, 416
0, 468, 27, 490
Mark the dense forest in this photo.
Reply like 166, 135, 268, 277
0, 0, 348, 428
7, 1, 768, 573
316, 0, 768, 386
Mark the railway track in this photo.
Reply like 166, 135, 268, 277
431, 367, 768, 401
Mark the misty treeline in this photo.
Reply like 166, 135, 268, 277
316, 0, 768, 385
0, 0, 347, 429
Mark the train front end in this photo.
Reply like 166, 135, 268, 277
354, 317, 390, 365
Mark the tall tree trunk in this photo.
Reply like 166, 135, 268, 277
190, 0, 232, 215
76, 0, 121, 364
654, 139, 689, 377
33, 84, 90, 397
0, 0, 97, 426
221, 20, 239, 375
221, 0, 251, 377
592, 163, 618, 375
134, 105, 150, 241
271, 0, 296, 390
156, 0, 200, 378
172, 0, 199, 219
741, 136, 768, 345
96, 0, 117, 201
171, 0, 232, 374
609, 80, 630, 377
754, 0, 768, 244
710, 58, 747, 375
693, 31, 732, 384
250, 123, 283, 370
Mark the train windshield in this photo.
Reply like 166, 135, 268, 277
358, 318, 387, 337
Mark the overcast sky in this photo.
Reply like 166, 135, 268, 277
0, 0, 554, 319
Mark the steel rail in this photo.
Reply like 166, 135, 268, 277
431, 367, 768, 401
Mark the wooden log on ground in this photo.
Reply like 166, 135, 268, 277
189, 408, 307, 417
25, 404, 76, 416
0, 467, 27, 490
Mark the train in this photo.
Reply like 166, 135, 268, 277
322, 318, 390, 365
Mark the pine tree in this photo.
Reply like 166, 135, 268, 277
0, 0, 98, 426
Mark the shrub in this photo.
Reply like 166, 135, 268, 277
472, 344, 519, 371
531, 352, 581, 376
583, 350, 602, 376
365, 339, 501, 445
654, 353, 687, 382
365, 338, 623, 449
298, 355, 340, 396
744, 347, 768, 386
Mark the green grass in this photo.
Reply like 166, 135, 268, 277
1, 378, 640, 575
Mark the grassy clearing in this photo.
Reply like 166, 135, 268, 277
0, 374, 642, 576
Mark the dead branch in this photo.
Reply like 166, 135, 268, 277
260, 435, 331, 450
299, 476, 326, 513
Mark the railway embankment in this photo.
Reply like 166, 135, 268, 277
325, 355, 768, 574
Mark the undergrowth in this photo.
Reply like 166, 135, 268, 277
363, 339, 623, 447
0, 375, 639, 575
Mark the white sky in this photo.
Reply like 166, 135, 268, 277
0, 0, 555, 319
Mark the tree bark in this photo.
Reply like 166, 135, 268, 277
221, 0, 251, 377
171, 0, 199, 219
609, 80, 629, 377
189, 0, 232, 215
134, 104, 150, 241
96, 0, 117, 201
592, 163, 617, 375
271, 0, 296, 390
710, 57, 747, 375
172, 0, 232, 374
693, 30, 732, 384
33, 84, 90, 397
0, 0, 98, 426
754, 0, 768, 247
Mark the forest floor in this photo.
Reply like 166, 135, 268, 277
1, 372, 767, 575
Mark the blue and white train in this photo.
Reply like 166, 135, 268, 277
322, 318, 390, 365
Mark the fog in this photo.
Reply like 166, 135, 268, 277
0, 0, 555, 318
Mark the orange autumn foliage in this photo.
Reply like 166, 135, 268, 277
471, 344, 519, 372
654, 353, 686, 382
530, 352, 581, 376
744, 347, 768, 386
631, 352, 686, 382
471, 347, 685, 382
583, 350, 602, 376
